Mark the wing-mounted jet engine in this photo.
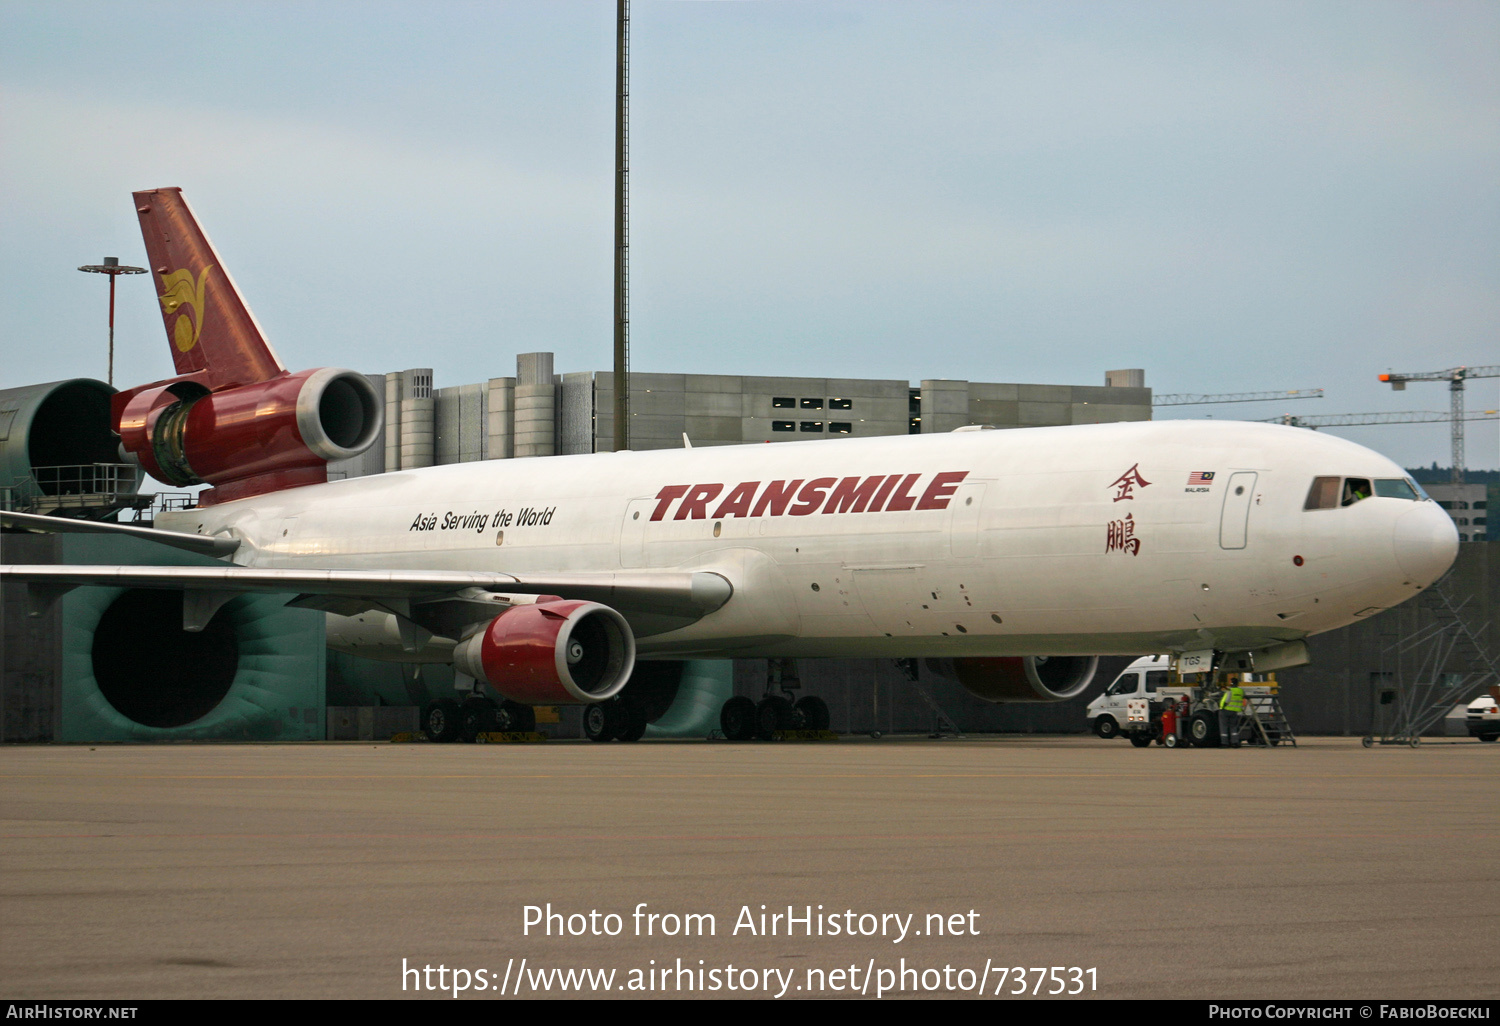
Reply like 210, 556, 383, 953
112, 188, 381, 505
926, 655, 1099, 703
450, 598, 636, 706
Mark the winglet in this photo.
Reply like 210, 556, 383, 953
132, 188, 285, 389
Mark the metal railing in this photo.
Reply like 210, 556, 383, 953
1, 464, 147, 517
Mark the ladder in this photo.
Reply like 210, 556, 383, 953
893, 659, 964, 737
1243, 686, 1296, 747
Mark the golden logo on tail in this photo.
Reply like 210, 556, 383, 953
157, 266, 213, 352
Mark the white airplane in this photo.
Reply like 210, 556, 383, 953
0, 189, 1459, 741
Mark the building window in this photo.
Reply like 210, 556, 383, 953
829, 422, 852, 434
829, 398, 852, 410
772, 397, 795, 409
771, 420, 795, 432
800, 398, 823, 410
800, 421, 823, 432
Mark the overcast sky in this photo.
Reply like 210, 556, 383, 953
2, 0, 1495, 469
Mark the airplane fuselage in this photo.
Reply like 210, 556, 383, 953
157, 419, 1458, 660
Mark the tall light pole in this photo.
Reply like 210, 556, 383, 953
613, 0, 631, 452
78, 257, 147, 387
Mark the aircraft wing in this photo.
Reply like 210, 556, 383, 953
0, 564, 733, 633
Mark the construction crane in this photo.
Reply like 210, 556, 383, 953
1379, 366, 1500, 484
1261, 410, 1499, 429
1153, 388, 1324, 407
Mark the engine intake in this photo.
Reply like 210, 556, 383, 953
927, 655, 1099, 703
451, 600, 636, 705
115, 368, 382, 504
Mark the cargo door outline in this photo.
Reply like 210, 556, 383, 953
619, 498, 654, 568
1218, 472, 1257, 550
950, 481, 986, 558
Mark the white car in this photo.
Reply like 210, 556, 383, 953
1466, 693, 1500, 742
1086, 655, 1174, 740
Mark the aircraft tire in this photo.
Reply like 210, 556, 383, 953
497, 700, 535, 733
423, 699, 462, 743
756, 696, 794, 740
720, 697, 758, 741
458, 698, 497, 743
617, 695, 649, 742
584, 701, 623, 742
1093, 715, 1120, 740
795, 695, 831, 731
1189, 712, 1219, 747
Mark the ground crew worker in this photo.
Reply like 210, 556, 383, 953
1218, 680, 1246, 747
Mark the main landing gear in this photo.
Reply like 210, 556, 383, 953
718, 659, 832, 741
422, 696, 536, 743
584, 693, 648, 743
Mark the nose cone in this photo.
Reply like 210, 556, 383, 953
1393, 503, 1459, 585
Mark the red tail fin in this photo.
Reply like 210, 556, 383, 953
132, 188, 284, 389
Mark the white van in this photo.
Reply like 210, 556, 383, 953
1466, 692, 1499, 742
1085, 655, 1175, 739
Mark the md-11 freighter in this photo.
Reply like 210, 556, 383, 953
0, 189, 1459, 741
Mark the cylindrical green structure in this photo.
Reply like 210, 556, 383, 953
0, 379, 141, 516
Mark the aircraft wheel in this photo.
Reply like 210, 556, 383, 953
720, 697, 758, 741
617, 695, 649, 743
795, 696, 831, 732
459, 698, 498, 743
423, 699, 462, 743
584, 700, 624, 742
1189, 712, 1219, 747
1093, 715, 1120, 740
756, 696, 794, 740
496, 700, 535, 733
1129, 734, 1154, 748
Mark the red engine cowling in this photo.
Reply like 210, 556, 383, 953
926, 655, 1099, 703
451, 600, 636, 705
114, 367, 382, 505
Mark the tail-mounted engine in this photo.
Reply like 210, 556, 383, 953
927, 655, 1098, 703
113, 367, 382, 505
451, 600, 636, 705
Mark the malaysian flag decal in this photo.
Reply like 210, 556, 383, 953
1187, 471, 1215, 485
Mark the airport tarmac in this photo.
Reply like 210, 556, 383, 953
1, 735, 1495, 1000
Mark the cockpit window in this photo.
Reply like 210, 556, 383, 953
1407, 478, 1430, 501
1304, 476, 1341, 510
1374, 479, 1419, 501
1341, 478, 1372, 506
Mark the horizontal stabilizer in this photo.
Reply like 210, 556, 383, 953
0, 510, 240, 558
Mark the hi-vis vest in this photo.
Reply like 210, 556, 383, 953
1219, 686, 1246, 712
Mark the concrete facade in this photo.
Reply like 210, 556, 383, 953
1425, 483, 1488, 542
342, 355, 1153, 469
